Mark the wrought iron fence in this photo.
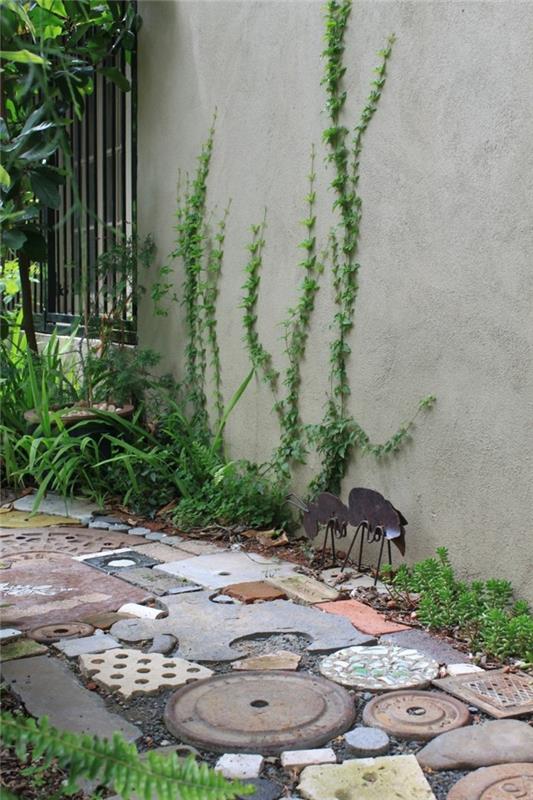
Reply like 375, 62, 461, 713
33, 49, 136, 342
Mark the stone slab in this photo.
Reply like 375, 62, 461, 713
155, 551, 298, 590
13, 492, 99, 521
79, 647, 213, 697
222, 581, 288, 603
82, 611, 134, 630
117, 566, 203, 596
344, 727, 390, 757
281, 749, 336, 773
446, 763, 533, 800
135, 542, 194, 562
118, 603, 165, 619
0, 638, 48, 661
1, 655, 140, 741
128, 527, 152, 536
316, 599, 409, 635
0, 551, 150, 630
446, 663, 484, 676
170, 538, 223, 556
416, 719, 533, 770
215, 753, 264, 780
89, 514, 130, 531
298, 755, 436, 800
233, 650, 302, 671
0, 527, 148, 557
267, 574, 339, 605
111, 590, 375, 661
0, 627, 22, 643
53, 632, 120, 658
148, 634, 177, 654
381, 628, 466, 664
0, 510, 79, 528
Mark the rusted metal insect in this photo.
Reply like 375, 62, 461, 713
287, 488, 407, 584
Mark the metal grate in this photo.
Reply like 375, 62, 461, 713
432, 670, 533, 719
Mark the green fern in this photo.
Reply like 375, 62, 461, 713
0, 711, 253, 800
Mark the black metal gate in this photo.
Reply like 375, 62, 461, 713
33, 49, 137, 342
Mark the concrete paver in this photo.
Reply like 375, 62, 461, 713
267, 574, 339, 605
53, 632, 120, 658
215, 753, 264, 779
155, 551, 298, 590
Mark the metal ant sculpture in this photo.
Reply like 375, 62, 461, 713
287, 488, 407, 585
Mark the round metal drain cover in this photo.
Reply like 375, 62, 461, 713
29, 621, 95, 644
164, 671, 356, 754
447, 763, 533, 800
362, 690, 471, 741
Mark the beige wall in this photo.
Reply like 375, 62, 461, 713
137, 0, 533, 601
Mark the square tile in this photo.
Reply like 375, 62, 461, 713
155, 552, 297, 589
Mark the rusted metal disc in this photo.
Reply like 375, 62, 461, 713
447, 763, 533, 800
29, 621, 95, 644
362, 690, 470, 741
164, 671, 356, 754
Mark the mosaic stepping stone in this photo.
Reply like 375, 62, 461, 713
320, 644, 439, 691
79, 648, 213, 697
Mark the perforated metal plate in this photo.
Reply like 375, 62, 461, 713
81, 550, 160, 574
164, 671, 356, 754
29, 621, 95, 644
362, 689, 470, 740
432, 670, 533, 719
0, 527, 147, 557
447, 763, 533, 800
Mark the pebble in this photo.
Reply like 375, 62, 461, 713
344, 726, 390, 756
215, 753, 264, 780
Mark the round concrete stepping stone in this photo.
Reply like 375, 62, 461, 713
363, 690, 470, 741
320, 644, 439, 691
164, 671, 356, 754
447, 763, 533, 800
344, 726, 390, 756
29, 621, 95, 644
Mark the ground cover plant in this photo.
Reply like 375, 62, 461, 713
384, 547, 533, 663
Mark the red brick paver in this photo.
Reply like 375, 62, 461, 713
316, 599, 409, 636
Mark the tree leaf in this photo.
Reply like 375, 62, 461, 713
98, 66, 130, 92
0, 164, 11, 187
2, 228, 27, 252
0, 49, 47, 64
34, 0, 67, 18
30, 170, 60, 208
21, 229, 47, 260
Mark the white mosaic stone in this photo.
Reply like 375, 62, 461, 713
281, 749, 337, 772
446, 663, 484, 676
118, 603, 165, 619
215, 753, 264, 780
74, 548, 131, 562
155, 551, 298, 589
79, 648, 213, 698
320, 644, 439, 691
53, 633, 120, 658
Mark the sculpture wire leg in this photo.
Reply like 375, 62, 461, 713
320, 527, 329, 570
374, 535, 386, 587
341, 523, 363, 572
387, 539, 392, 572
357, 524, 366, 571
331, 527, 336, 565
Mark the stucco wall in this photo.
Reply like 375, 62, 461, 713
137, 0, 533, 601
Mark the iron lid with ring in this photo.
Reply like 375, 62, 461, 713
29, 621, 95, 644
362, 689, 471, 741
447, 763, 533, 800
164, 671, 356, 754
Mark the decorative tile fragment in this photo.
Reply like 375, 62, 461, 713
215, 753, 264, 780
53, 632, 120, 658
320, 644, 439, 691
298, 755, 436, 800
432, 669, 533, 718
0, 638, 48, 661
232, 650, 301, 671
267, 574, 339, 605
281, 749, 336, 773
155, 551, 297, 590
221, 581, 287, 603
316, 599, 408, 635
117, 567, 202, 596
79, 648, 213, 697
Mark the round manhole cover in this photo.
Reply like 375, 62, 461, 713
29, 621, 95, 644
362, 690, 470, 740
447, 763, 533, 800
164, 671, 356, 754
320, 645, 439, 691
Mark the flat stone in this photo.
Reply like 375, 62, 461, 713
0, 510, 79, 528
233, 650, 301, 671
320, 644, 439, 691
320, 569, 387, 593
316, 599, 408, 635
281, 749, 336, 773
90, 514, 130, 531
13, 493, 99, 521
236, 778, 282, 800
172, 539, 222, 556
128, 527, 152, 536
416, 719, 533, 770
298, 755, 436, 800
1, 655, 140, 741
144, 531, 166, 541
267, 575, 339, 605
148, 634, 177, 654
446, 662, 484, 676
79, 648, 212, 698
222, 581, 288, 603
215, 753, 264, 780
82, 611, 134, 630
111, 589, 375, 661
0, 552, 150, 631
0, 638, 48, 661
446, 763, 533, 800
53, 632, 120, 658
135, 542, 194, 562
344, 727, 390, 757
0, 627, 22, 643
118, 567, 202, 596
155, 552, 298, 590
381, 629, 466, 664
0, 527, 148, 558
118, 603, 165, 619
